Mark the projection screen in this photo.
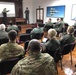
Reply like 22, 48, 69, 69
0, 2, 15, 17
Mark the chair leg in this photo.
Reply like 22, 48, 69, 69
60, 59, 63, 70
70, 51, 72, 65
60, 55, 63, 70
56, 63, 58, 74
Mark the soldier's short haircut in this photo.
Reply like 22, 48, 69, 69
57, 18, 59, 21
67, 26, 74, 34
8, 30, 17, 41
28, 39, 41, 52
60, 18, 63, 21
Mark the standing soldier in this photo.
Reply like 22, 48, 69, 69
2, 8, 9, 25
25, 7, 29, 24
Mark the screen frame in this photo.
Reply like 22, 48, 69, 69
46, 5, 65, 18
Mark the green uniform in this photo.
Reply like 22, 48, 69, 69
31, 27, 43, 34
11, 53, 57, 75
60, 34, 75, 48
0, 30, 8, 39
54, 21, 65, 32
73, 22, 76, 28
45, 21, 53, 26
7, 25, 19, 31
30, 27, 43, 39
74, 22, 76, 27
42, 39, 60, 62
0, 42, 24, 60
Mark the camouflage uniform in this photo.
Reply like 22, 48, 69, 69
11, 53, 57, 75
0, 42, 24, 60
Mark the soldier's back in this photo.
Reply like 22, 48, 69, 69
11, 53, 57, 75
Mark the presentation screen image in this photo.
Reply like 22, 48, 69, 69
0, 2, 15, 17
71, 4, 76, 20
46, 5, 65, 18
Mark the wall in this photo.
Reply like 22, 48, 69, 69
23, 0, 76, 25
22, 0, 34, 24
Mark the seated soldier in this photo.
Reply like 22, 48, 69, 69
60, 26, 75, 49
0, 30, 25, 61
45, 18, 53, 26
0, 24, 8, 39
44, 18, 53, 31
54, 18, 65, 34
73, 20, 76, 29
11, 39, 57, 75
62, 23, 69, 35
42, 29, 60, 62
30, 23, 43, 39
6, 20, 19, 34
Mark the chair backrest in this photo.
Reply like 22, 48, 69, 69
71, 42, 76, 51
26, 28, 32, 34
44, 25, 53, 31
61, 43, 75, 55
0, 37, 9, 45
54, 47, 61, 63
31, 33, 44, 40
74, 29, 76, 37
74, 26, 76, 29
38, 23, 45, 27
18, 26, 21, 31
24, 40, 29, 54
0, 55, 24, 75
19, 33, 30, 42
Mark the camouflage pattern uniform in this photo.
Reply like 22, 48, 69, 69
11, 53, 57, 75
0, 42, 24, 60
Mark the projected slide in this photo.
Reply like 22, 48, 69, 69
46, 5, 65, 18
0, 2, 15, 17
71, 4, 76, 20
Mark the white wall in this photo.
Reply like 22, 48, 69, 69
23, 0, 76, 25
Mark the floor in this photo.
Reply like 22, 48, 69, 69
19, 24, 76, 75
57, 48, 76, 75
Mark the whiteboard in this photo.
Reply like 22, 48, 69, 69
71, 4, 76, 20
0, 2, 15, 17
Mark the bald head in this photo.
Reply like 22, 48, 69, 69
28, 39, 41, 52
